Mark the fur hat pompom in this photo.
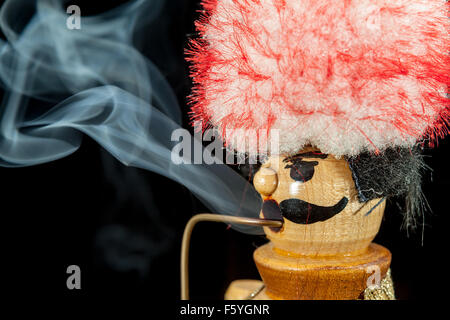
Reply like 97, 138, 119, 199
188, 0, 449, 157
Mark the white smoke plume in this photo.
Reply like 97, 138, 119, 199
0, 0, 262, 233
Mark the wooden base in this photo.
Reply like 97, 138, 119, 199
253, 242, 391, 300
224, 280, 269, 300
225, 272, 395, 300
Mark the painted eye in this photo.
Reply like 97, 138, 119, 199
285, 160, 319, 182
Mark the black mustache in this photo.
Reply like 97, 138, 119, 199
279, 197, 349, 224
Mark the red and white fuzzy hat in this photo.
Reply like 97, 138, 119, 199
188, 0, 449, 157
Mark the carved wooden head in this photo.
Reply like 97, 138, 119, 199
253, 148, 385, 256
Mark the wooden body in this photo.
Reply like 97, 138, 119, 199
228, 148, 393, 300
254, 243, 391, 300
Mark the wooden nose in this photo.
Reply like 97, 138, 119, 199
254, 167, 278, 197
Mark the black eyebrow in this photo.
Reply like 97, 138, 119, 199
284, 160, 319, 169
284, 152, 328, 163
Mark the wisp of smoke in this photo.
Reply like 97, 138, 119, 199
0, 0, 262, 234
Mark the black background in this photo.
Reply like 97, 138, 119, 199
0, 0, 448, 303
